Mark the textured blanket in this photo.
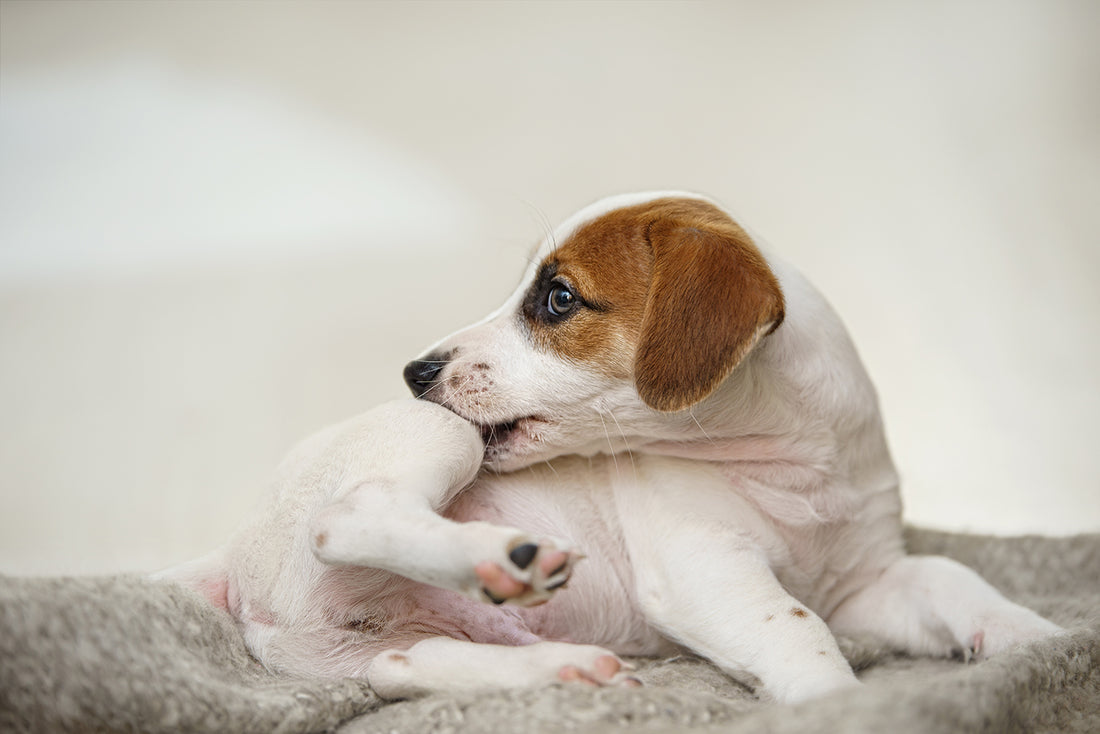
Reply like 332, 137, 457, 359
2, 527, 1098, 733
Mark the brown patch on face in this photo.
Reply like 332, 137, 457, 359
790, 607, 809, 618
523, 197, 784, 410
522, 209, 654, 378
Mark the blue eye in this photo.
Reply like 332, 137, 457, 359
547, 283, 577, 317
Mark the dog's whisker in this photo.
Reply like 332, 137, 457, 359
428, 370, 477, 400
481, 404, 504, 475
517, 198, 558, 266
416, 376, 456, 400
605, 408, 637, 481
597, 411, 620, 477
520, 199, 556, 245
688, 408, 715, 444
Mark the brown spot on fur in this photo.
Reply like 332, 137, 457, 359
344, 616, 387, 634
526, 197, 784, 411
314, 532, 327, 549
764, 614, 775, 622
790, 607, 809, 618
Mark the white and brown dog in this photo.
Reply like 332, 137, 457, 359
165, 192, 1061, 704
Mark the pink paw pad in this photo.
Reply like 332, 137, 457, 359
970, 631, 984, 659
474, 541, 579, 607
558, 655, 641, 687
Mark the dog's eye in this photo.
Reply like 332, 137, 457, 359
547, 284, 577, 317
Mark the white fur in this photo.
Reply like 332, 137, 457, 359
161, 192, 1061, 704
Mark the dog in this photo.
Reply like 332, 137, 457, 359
163, 191, 1061, 704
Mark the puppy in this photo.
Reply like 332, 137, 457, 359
164, 191, 1061, 704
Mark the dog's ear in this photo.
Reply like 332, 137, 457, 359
633, 218, 784, 412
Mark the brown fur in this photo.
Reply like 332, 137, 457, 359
529, 198, 785, 411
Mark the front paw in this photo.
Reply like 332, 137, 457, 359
475, 538, 581, 607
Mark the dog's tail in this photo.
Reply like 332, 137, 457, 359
151, 549, 231, 612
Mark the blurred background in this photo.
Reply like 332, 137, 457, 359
1, 0, 1097, 576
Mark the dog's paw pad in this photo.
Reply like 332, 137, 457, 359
509, 543, 539, 570
969, 630, 984, 660
557, 655, 640, 687
475, 540, 582, 607
966, 613, 1062, 661
476, 561, 527, 604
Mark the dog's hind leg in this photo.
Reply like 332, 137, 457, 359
366, 636, 640, 699
827, 555, 1062, 661
308, 400, 580, 607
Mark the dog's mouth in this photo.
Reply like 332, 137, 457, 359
477, 416, 546, 446
430, 399, 549, 463
478, 419, 519, 446
460, 414, 549, 461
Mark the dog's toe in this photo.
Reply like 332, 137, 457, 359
475, 561, 527, 603
474, 539, 582, 606
557, 654, 640, 688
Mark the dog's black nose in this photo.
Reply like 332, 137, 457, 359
403, 357, 446, 398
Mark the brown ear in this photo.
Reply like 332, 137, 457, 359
633, 217, 784, 412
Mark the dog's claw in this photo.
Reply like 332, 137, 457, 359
484, 588, 507, 605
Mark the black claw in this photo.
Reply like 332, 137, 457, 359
548, 560, 569, 578
545, 578, 568, 592
509, 543, 539, 570
483, 588, 507, 605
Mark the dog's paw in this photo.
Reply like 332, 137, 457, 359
962, 608, 1063, 662
558, 653, 642, 688
474, 538, 581, 607
367, 639, 638, 698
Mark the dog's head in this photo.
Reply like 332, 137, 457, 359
404, 192, 785, 470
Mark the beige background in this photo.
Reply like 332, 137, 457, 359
1, 0, 1097, 576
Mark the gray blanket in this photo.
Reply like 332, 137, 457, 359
2, 527, 1098, 733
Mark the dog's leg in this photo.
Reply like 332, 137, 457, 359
827, 555, 1062, 660
308, 400, 580, 606
632, 543, 858, 703
615, 464, 860, 704
367, 636, 640, 699
313, 488, 579, 606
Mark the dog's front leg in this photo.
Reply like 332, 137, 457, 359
308, 400, 579, 606
616, 463, 859, 704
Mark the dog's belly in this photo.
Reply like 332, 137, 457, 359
443, 459, 678, 657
